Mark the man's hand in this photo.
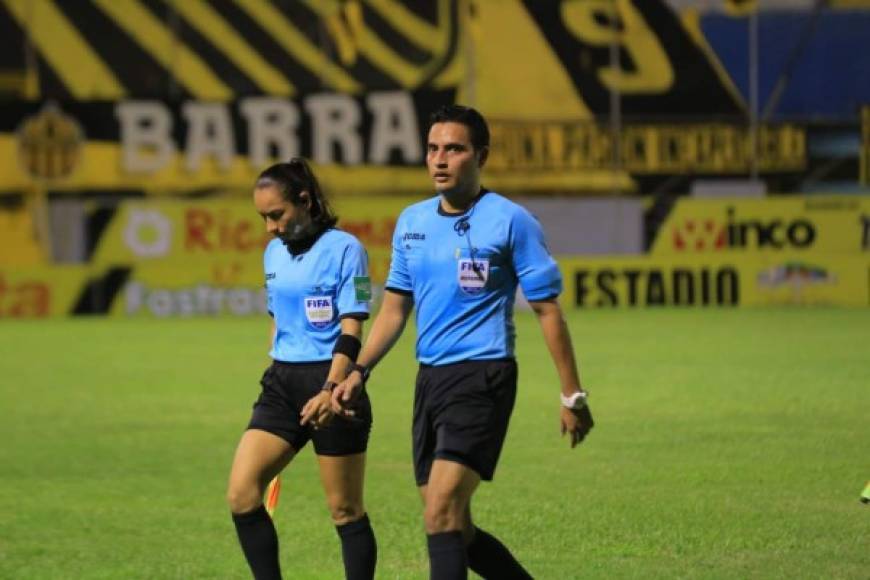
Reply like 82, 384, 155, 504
300, 390, 334, 429
561, 405, 594, 448
330, 372, 364, 417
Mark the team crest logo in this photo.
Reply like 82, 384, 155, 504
17, 102, 84, 181
304, 296, 334, 329
457, 259, 489, 295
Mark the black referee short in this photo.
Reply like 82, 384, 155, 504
413, 358, 518, 485
247, 360, 372, 456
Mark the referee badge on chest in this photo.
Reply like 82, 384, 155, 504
304, 296, 334, 329
457, 258, 490, 295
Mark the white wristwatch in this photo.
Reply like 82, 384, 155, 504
561, 391, 588, 410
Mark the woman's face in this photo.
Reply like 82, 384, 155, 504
253, 184, 311, 241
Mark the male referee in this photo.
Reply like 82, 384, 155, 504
332, 105, 594, 579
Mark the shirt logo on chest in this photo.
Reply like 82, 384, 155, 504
304, 296, 334, 329
457, 259, 490, 295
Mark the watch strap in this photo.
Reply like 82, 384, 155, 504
561, 391, 588, 409
349, 362, 370, 383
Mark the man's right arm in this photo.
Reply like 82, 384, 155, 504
331, 289, 413, 413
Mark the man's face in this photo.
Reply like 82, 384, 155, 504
253, 184, 309, 242
426, 122, 486, 196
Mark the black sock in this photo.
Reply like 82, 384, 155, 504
232, 505, 282, 580
427, 531, 467, 580
335, 513, 377, 580
467, 526, 532, 579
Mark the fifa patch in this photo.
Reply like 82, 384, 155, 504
353, 276, 372, 302
304, 296, 334, 329
457, 258, 489, 295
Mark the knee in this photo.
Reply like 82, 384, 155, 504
327, 498, 365, 526
424, 492, 464, 534
226, 482, 261, 515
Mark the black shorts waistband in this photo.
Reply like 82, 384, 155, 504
418, 357, 515, 370
272, 359, 332, 367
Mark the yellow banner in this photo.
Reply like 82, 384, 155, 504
110, 257, 398, 319
488, 122, 805, 175
0, 266, 90, 318
91, 200, 270, 266
90, 196, 423, 284
652, 195, 870, 255
0, 204, 46, 266
108, 262, 265, 318
0, 133, 434, 195
558, 253, 870, 308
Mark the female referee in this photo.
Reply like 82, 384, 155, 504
227, 158, 376, 580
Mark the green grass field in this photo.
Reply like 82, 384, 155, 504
1, 309, 868, 579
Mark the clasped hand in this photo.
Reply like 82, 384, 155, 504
300, 390, 334, 429
330, 374, 364, 417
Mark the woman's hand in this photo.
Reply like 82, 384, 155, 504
300, 390, 335, 429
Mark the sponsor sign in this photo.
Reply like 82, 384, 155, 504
0, 267, 91, 318
559, 253, 870, 308
652, 196, 870, 255
89, 196, 421, 285
489, 122, 805, 175
111, 262, 266, 318
92, 201, 270, 265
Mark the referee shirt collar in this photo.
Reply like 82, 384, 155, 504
437, 188, 490, 217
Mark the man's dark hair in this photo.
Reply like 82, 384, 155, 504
255, 157, 338, 230
429, 105, 490, 152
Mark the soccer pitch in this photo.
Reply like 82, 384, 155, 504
1, 308, 867, 579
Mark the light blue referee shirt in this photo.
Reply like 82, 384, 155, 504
264, 229, 371, 362
386, 190, 562, 366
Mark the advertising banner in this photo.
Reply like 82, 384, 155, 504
560, 253, 870, 308
91, 197, 419, 288
108, 263, 266, 319
0, 204, 46, 266
488, 121, 805, 175
0, 266, 91, 318
88, 196, 424, 284
108, 259, 392, 320
652, 196, 870, 256
1, 91, 451, 194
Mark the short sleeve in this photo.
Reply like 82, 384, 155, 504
510, 206, 562, 301
385, 213, 412, 294
335, 238, 371, 319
